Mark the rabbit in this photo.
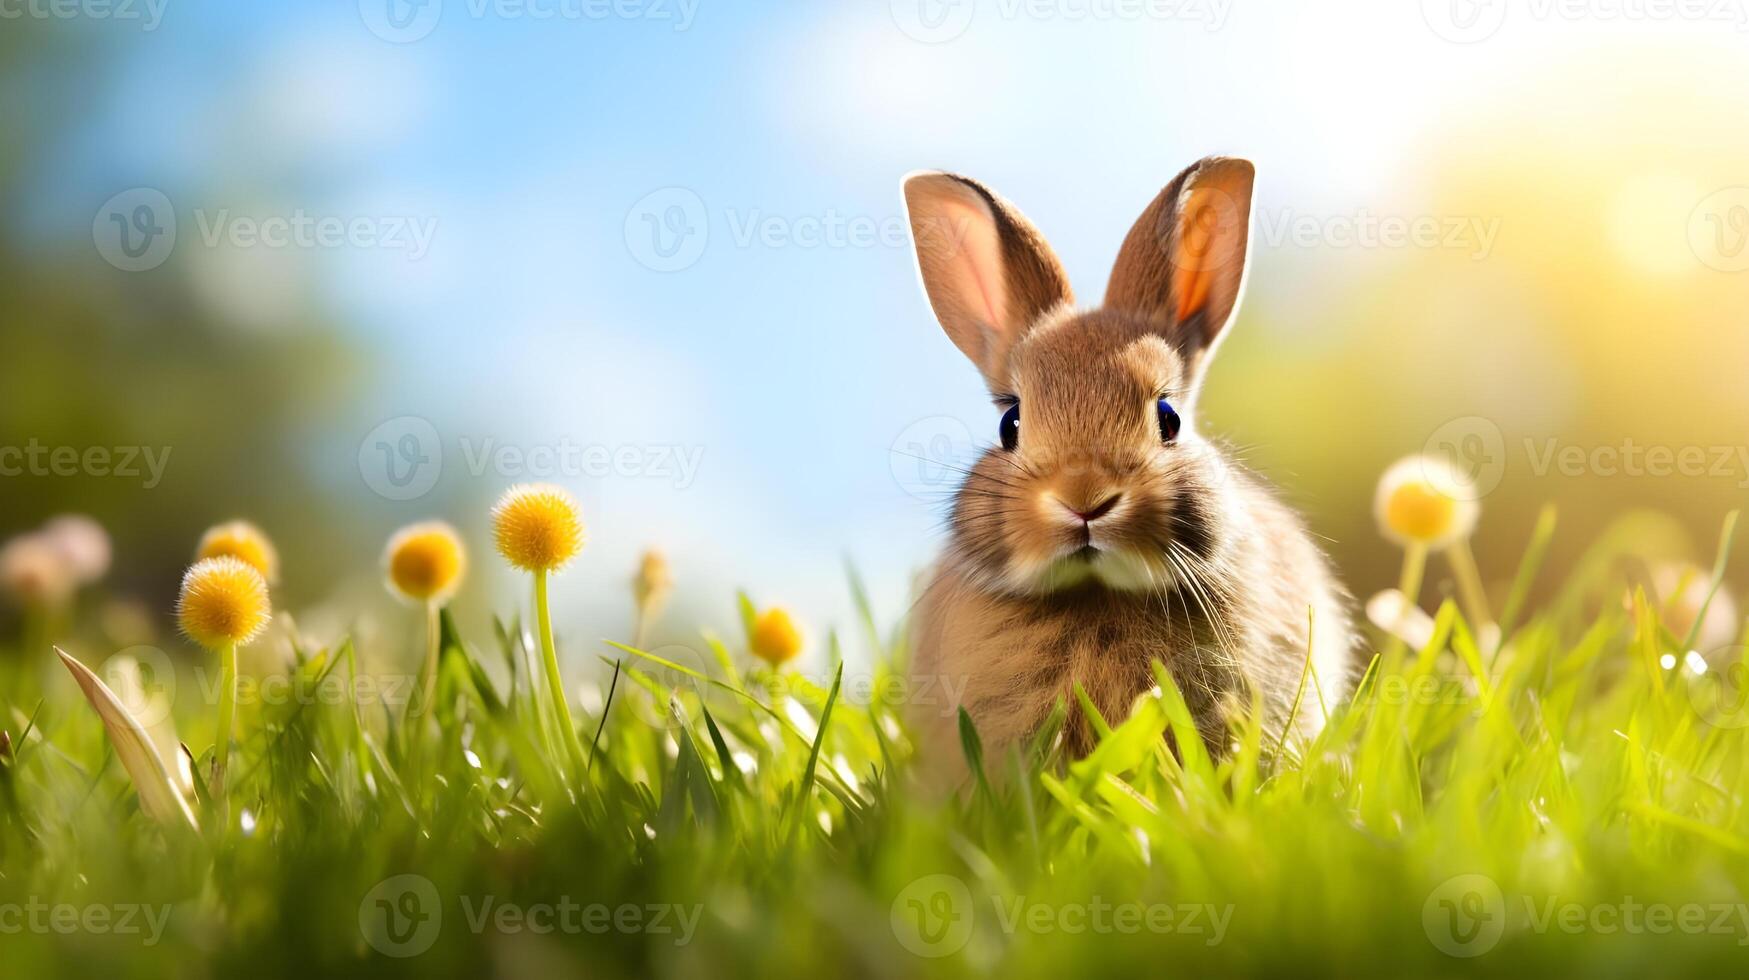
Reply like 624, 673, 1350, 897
899, 157, 1356, 776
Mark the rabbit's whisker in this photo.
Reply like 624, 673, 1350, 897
1166, 545, 1241, 669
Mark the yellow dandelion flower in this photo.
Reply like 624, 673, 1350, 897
493, 483, 588, 773
1374, 455, 1479, 551
1375, 454, 1494, 652
196, 520, 280, 585
633, 549, 673, 609
492, 483, 585, 572
631, 548, 674, 648
176, 556, 271, 650
178, 555, 268, 806
750, 607, 803, 666
384, 521, 467, 604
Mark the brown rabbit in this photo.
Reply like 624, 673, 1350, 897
901, 157, 1355, 776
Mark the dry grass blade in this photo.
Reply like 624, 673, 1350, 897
55, 647, 200, 833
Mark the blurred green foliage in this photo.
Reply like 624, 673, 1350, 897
0, 21, 365, 618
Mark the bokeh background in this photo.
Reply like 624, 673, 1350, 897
3, 0, 1748, 678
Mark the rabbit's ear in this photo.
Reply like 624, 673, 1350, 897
1105, 157, 1254, 353
902, 172, 1073, 386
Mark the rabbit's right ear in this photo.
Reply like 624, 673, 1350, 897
1105, 157, 1255, 356
902, 173, 1073, 387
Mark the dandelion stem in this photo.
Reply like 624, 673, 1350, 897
1448, 536, 1494, 633
416, 600, 441, 720
404, 601, 443, 783
534, 569, 586, 776
214, 641, 237, 805
1385, 542, 1429, 659
1399, 541, 1428, 609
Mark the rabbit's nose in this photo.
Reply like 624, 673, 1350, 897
1060, 493, 1121, 524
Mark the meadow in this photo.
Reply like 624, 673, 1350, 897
1, 482, 1747, 979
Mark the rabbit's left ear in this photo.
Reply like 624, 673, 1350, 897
902, 171, 1074, 388
1104, 157, 1255, 353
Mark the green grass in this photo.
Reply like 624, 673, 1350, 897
3, 515, 1749, 978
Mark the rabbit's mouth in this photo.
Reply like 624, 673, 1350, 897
1025, 541, 1163, 595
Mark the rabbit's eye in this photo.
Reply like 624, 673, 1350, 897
998, 403, 1020, 452
1157, 398, 1181, 443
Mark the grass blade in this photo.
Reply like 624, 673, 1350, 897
1496, 503, 1558, 649
55, 648, 198, 833
1681, 509, 1739, 653
785, 662, 843, 842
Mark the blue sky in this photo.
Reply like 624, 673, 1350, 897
28, 0, 1749, 665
